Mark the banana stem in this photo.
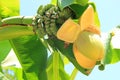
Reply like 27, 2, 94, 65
53, 51, 59, 80
0, 16, 34, 41
70, 67, 78, 80
0, 64, 2, 72
103, 32, 114, 64
0, 16, 33, 26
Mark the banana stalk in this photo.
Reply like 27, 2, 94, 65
0, 16, 33, 26
0, 16, 34, 41
0, 25, 34, 41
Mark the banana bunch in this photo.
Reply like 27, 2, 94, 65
32, 4, 73, 38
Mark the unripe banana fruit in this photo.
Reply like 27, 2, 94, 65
74, 31, 104, 61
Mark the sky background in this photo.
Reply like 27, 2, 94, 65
20, 0, 120, 80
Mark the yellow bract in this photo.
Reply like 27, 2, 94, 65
73, 44, 96, 69
57, 5, 104, 69
79, 5, 94, 31
57, 5, 100, 43
57, 19, 80, 43
74, 31, 104, 61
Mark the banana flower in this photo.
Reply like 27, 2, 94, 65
57, 5, 104, 69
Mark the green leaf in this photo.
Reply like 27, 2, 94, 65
51, 0, 57, 5
89, 2, 100, 27
103, 27, 120, 64
0, 72, 9, 80
63, 56, 70, 65
103, 35, 113, 64
59, 0, 89, 9
0, 0, 19, 74
10, 35, 48, 80
0, 25, 34, 41
47, 51, 70, 80
0, 65, 2, 72
0, 40, 11, 63
70, 68, 78, 80
0, 0, 19, 19
49, 38, 92, 75
2, 66, 23, 80
53, 51, 59, 80
76, 0, 89, 5
110, 49, 120, 63
70, 4, 88, 18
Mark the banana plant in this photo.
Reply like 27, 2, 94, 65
0, 0, 120, 80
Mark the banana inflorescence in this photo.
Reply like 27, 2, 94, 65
33, 4, 105, 70
57, 5, 105, 69
32, 4, 74, 38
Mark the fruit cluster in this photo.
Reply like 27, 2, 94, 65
32, 4, 73, 38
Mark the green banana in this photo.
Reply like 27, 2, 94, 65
50, 23, 57, 36
37, 21, 46, 38
38, 4, 54, 16
37, 5, 43, 15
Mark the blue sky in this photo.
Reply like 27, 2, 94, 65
91, 0, 120, 32
20, 0, 120, 80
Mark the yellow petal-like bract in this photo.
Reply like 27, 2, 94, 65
57, 19, 80, 43
57, 5, 100, 43
74, 31, 104, 61
79, 5, 95, 31
73, 44, 96, 69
